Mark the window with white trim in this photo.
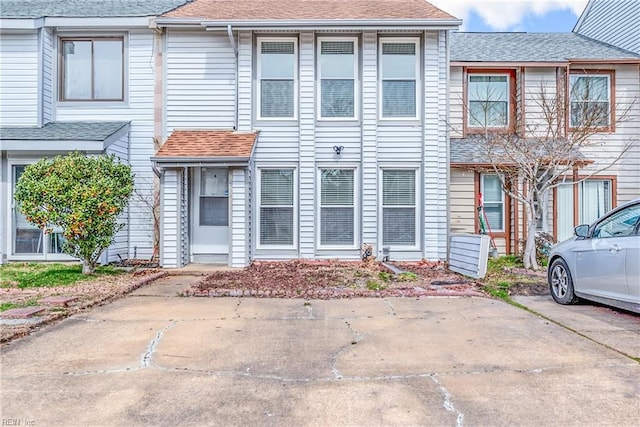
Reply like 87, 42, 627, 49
569, 73, 611, 128
258, 38, 297, 119
60, 37, 124, 101
480, 174, 504, 232
318, 38, 357, 119
319, 169, 355, 247
259, 169, 295, 246
468, 74, 509, 127
382, 170, 417, 246
380, 38, 419, 119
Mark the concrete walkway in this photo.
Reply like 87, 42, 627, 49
1, 276, 639, 426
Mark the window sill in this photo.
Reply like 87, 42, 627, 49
57, 100, 129, 109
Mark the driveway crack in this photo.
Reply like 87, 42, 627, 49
331, 319, 364, 379
431, 374, 464, 426
141, 321, 177, 368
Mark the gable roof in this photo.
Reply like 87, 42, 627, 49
152, 130, 258, 164
574, 0, 640, 55
451, 32, 640, 64
0, 0, 193, 19
162, 0, 456, 21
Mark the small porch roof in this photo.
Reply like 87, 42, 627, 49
0, 121, 130, 152
151, 129, 259, 167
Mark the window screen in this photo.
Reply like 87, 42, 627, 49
260, 40, 296, 118
320, 40, 355, 118
260, 169, 294, 245
382, 170, 416, 245
381, 41, 417, 118
320, 169, 355, 246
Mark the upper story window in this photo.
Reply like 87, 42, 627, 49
467, 73, 511, 128
380, 38, 419, 119
569, 72, 611, 128
258, 38, 297, 120
318, 38, 357, 120
60, 37, 124, 102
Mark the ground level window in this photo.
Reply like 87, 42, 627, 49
382, 169, 417, 246
557, 179, 612, 241
480, 174, 504, 232
319, 169, 355, 247
259, 169, 294, 246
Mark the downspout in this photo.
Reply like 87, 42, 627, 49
227, 24, 239, 131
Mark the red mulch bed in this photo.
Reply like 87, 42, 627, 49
185, 260, 484, 299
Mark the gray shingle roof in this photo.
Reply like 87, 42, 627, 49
451, 32, 640, 63
0, 121, 129, 141
0, 0, 193, 19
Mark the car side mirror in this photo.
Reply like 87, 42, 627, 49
574, 224, 589, 238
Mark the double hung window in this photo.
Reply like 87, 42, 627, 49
319, 169, 355, 247
569, 73, 611, 128
318, 38, 357, 119
258, 38, 297, 119
382, 170, 417, 246
480, 174, 504, 232
259, 169, 295, 246
60, 37, 124, 101
468, 74, 509, 128
380, 38, 419, 119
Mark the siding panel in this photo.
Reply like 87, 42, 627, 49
0, 31, 39, 126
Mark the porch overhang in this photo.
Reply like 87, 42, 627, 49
0, 121, 130, 152
151, 129, 259, 169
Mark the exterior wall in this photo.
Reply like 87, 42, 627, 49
575, 0, 640, 55
230, 168, 249, 267
0, 30, 39, 126
449, 66, 464, 138
105, 134, 131, 263
55, 29, 156, 259
159, 168, 184, 268
42, 27, 54, 123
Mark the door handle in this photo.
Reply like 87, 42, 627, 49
610, 244, 622, 253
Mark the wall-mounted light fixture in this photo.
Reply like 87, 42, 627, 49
333, 145, 344, 155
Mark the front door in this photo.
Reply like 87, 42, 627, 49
191, 167, 229, 263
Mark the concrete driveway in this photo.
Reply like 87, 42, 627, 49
1, 276, 639, 426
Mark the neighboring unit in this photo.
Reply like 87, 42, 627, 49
150, 0, 461, 267
0, 0, 191, 264
574, 0, 640, 55
448, 32, 640, 254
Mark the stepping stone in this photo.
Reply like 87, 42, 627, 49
41, 296, 78, 307
0, 307, 46, 319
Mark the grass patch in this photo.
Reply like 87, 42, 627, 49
481, 255, 546, 303
366, 280, 386, 291
0, 263, 121, 289
0, 299, 39, 312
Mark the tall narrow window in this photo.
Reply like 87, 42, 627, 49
569, 73, 611, 128
481, 174, 504, 232
318, 39, 357, 119
258, 38, 297, 119
259, 169, 294, 246
380, 39, 418, 118
320, 169, 355, 247
382, 170, 417, 246
199, 168, 228, 227
468, 75, 509, 127
60, 37, 124, 101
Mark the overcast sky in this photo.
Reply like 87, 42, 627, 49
430, 0, 590, 32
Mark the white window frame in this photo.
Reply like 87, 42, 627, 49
378, 37, 420, 121
316, 166, 359, 250
379, 167, 420, 250
467, 73, 511, 128
7, 158, 74, 261
255, 166, 298, 250
480, 174, 505, 232
317, 37, 359, 121
569, 73, 612, 128
58, 35, 127, 103
256, 37, 298, 121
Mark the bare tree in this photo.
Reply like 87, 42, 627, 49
466, 71, 636, 269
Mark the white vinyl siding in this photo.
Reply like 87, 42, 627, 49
60, 37, 124, 102
379, 38, 419, 119
258, 38, 297, 119
569, 74, 611, 127
319, 169, 356, 248
318, 38, 357, 120
258, 169, 296, 247
382, 169, 417, 247
0, 31, 39, 126
468, 74, 509, 127
481, 174, 504, 232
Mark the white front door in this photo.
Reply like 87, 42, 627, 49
191, 167, 229, 263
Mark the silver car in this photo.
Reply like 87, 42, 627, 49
548, 198, 640, 313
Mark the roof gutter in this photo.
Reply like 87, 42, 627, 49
151, 156, 251, 168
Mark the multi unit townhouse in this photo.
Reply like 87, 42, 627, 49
1, 0, 638, 268
448, 32, 640, 255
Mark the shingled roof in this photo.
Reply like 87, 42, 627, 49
153, 130, 258, 163
451, 32, 640, 63
0, 0, 193, 19
0, 121, 129, 141
162, 0, 457, 21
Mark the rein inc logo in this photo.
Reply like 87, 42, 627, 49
2, 419, 35, 426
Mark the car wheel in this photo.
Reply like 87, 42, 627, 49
549, 258, 578, 305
